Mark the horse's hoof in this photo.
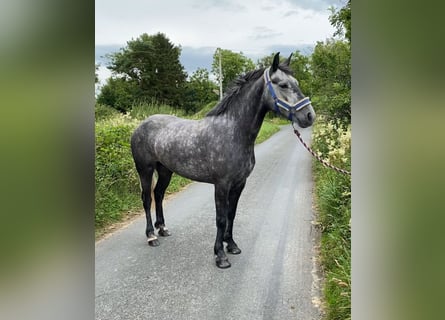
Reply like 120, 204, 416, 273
148, 238, 160, 247
147, 233, 159, 247
215, 256, 231, 269
158, 228, 171, 237
227, 245, 242, 255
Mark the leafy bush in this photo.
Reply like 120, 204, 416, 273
96, 77, 139, 112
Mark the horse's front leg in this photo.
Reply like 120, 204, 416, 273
224, 180, 246, 255
214, 183, 231, 268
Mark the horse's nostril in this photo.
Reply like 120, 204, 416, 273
307, 112, 313, 122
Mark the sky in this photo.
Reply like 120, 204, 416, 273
95, 0, 343, 87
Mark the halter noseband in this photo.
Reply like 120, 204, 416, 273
263, 67, 311, 120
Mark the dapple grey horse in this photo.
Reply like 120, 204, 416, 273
131, 52, 315, 268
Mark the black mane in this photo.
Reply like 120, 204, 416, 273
206, 68, 265, 117
206, 64, 293, 117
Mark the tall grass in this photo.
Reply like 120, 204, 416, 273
312, 116, 351, 319
129, 100, 187, 120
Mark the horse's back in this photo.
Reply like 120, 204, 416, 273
132, 114, 182, 141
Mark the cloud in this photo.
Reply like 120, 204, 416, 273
251, 27, 283, 40
191, 0, 246, 11
263, 43, 315, 56
284, 10, 299, 17
95, 0, 335, 63
261, 6, 275, 11
95, 0, 336, 86
284, 0, 341, 11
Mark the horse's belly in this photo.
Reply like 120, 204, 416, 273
156, 143, 254, 184
153, 139, 214, 182
165, 157, 215, 183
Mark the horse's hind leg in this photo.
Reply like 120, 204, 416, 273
136, 164, 159, 246
154, 162, 173, 237
224, 180, 246, 255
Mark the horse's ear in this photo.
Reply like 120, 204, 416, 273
272, 52, 280, 72
284, 53, 293, 66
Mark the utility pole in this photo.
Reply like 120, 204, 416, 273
218, 48, 223, 101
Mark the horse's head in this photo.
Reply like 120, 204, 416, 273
263, 52, 316, 128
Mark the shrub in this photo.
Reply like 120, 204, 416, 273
96, 77, 139, 112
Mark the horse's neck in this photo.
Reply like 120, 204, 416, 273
228, 81, 268, 146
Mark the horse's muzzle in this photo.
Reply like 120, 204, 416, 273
294, 109, 315, 128
307, 111, 314, 123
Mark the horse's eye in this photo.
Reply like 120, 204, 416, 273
279, 83, 288, 89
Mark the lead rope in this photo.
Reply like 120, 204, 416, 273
292, 125, 351, 176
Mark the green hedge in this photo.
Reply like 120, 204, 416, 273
95, 118, 140, 228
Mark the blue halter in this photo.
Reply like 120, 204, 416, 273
263, 67, 311, 120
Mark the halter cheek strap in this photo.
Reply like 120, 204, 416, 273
263, 67, 311, 120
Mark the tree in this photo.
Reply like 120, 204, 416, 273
310, 39, 351, 122
95, 64, 99, 84
107, 32, 187, 108
308, 0, 351, 123
183, 68, 218, 113
329, 0, 351, 43
288, 51, 311, 95
211, 49, 255, 92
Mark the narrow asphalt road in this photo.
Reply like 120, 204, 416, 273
95, 125, 322, 320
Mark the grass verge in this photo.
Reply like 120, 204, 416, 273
312, 116, 351, 319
